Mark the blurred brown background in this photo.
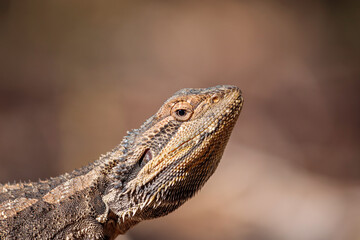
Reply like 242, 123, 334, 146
1, 1, 360, 240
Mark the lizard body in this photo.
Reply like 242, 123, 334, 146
0, 85, 243, 239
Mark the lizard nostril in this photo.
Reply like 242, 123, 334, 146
211, 95, 220, 103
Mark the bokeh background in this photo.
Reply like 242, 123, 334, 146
1, 1, 360, 240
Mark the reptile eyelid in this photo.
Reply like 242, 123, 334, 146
171, 102, 193, 121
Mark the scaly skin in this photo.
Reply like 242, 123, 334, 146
0, 85, 243, 239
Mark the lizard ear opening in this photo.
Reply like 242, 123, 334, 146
138, 149, 152, 167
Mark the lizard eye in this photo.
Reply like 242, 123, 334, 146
171, 102, 193, 121
176, 109, 186, 116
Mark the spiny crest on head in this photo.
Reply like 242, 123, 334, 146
172, 85, 230, 97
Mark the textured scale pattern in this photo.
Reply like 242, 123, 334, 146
0, 85, 243, 239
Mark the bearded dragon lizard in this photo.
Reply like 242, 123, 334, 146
0, 85, 243, 239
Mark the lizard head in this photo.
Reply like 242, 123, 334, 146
103, 85, 243, 225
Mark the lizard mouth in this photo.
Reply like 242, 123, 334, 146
138, 148, 153, 167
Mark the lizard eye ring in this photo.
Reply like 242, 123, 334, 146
171, 102, 193, 121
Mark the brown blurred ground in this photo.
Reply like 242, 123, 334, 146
0, 1, 360, 240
